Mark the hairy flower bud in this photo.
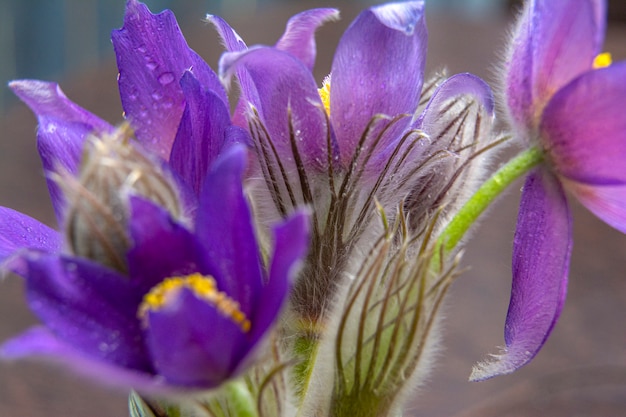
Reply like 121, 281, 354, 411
59, 124, 182, 272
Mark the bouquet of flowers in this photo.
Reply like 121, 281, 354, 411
1, 0, 624, 416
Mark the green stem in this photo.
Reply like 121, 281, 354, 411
223, 380, 258, 417
436, 146, 544, 257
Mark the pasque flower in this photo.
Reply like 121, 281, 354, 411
471, 0, 626, 380
215, 1, 496, 322
0, 0, 310, 392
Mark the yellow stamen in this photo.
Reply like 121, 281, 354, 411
593, 52, 612, 69
318, 75, 332, 116
138, 273, 251, 333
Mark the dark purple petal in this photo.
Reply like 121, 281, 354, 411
22, 252, 151, 371
169, 71, 244, 196
540, 63, 626, 185
112, 0, 227, 160
220, 47, 330, 170
195, 146, 263, 314
143, 287, 247, 387
127, 196, 207, 292
330, 1, 427, 164
275, 8, 340, 70
0, 327, 169, 393
0, 207, 61, 275
249, 210, 310, 342
470, 169, 571, 381
9, 80, 113, 220
505, 0, 605, 128
566, 181, 626, 234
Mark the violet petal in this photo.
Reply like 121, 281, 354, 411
505, 0, 605, 127
23, 252, 151, 371
330, 1, 427, 163
127, 196, 207, 293
249, 210, 310, 342
541, 62, 626, 185
470, 169, 571, 381
9, 80, 113, 220
219, 47, 330, 170
143, 287, 247, 387
112, 0, 226, 160
169, 71, 237, 196
0, 327, 169, 393
0, 207, 61, 275
275, 8, 340, 70
195, 146, 263, 315
567, 181, 626, 234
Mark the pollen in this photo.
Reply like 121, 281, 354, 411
593, 52, 612, 69
318, 75, 332, 116
138, 273, 251, 333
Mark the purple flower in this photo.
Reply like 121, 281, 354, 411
0, 1, 310, 392
214, 1, 495, 320
471, 0, 626, 380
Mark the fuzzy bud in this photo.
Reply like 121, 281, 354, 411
60, 124, 181, 272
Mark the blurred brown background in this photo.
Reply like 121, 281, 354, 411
1, 1, 625, 416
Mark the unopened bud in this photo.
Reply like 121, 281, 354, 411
60, 124, 181, 272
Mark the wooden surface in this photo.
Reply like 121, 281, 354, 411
1, 2, 625, 416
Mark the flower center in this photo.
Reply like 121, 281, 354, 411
138, 273, 251, 333
318, 75, 332, 116
593, 52, 612, 69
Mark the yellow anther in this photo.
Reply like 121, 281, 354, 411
593, 52, 612, 69
318, 75, 332, 116
138, 273, 251, 333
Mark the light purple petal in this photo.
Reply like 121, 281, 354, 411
275, 8, 340, 70
540, 62, 626, 185
220, 47, 330, 170
330, 1, 427, 164
470, 169, 571, 381
505, 0, 605, 127
249, 210, 310, 342
9, 80, 113, 220
566, 181, 626, 234
144, 287, 246, 387
195, 146, 263, 315
207, 14, 248, 53
169, 71, 240, 196
0, 207, 61, 275
112, 0, 227, 160
0, 327, 172, 394
22, 252, 151, 371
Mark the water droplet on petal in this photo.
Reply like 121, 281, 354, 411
157, 72, 175, 85
146, 61, 158, 71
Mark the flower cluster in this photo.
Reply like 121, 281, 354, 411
0, 0, 624, 416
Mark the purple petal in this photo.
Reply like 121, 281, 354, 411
470, 169, 571, 381
195, 146, 263, 315
9, 80, 113, 220
567, 181, 626, 234
127, 196, 206, 292
330, 1, 427, 164
249, 210, 310, 342
112, 0, 227, 160
505, 0, 605, 127
143, 287, 247, 387
0, 327, 170, 394
0, 207, 61, 275
540, 62, 626, 185
207, 14, 247, 53
275, 8, 340, 70
22, 252, 151, 371
169, 71, 240, 196
219, 47, 330, 170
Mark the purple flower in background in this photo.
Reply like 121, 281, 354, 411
214, 1, 495, 320
471, 0, 626, 380
0, 0, 310, 392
